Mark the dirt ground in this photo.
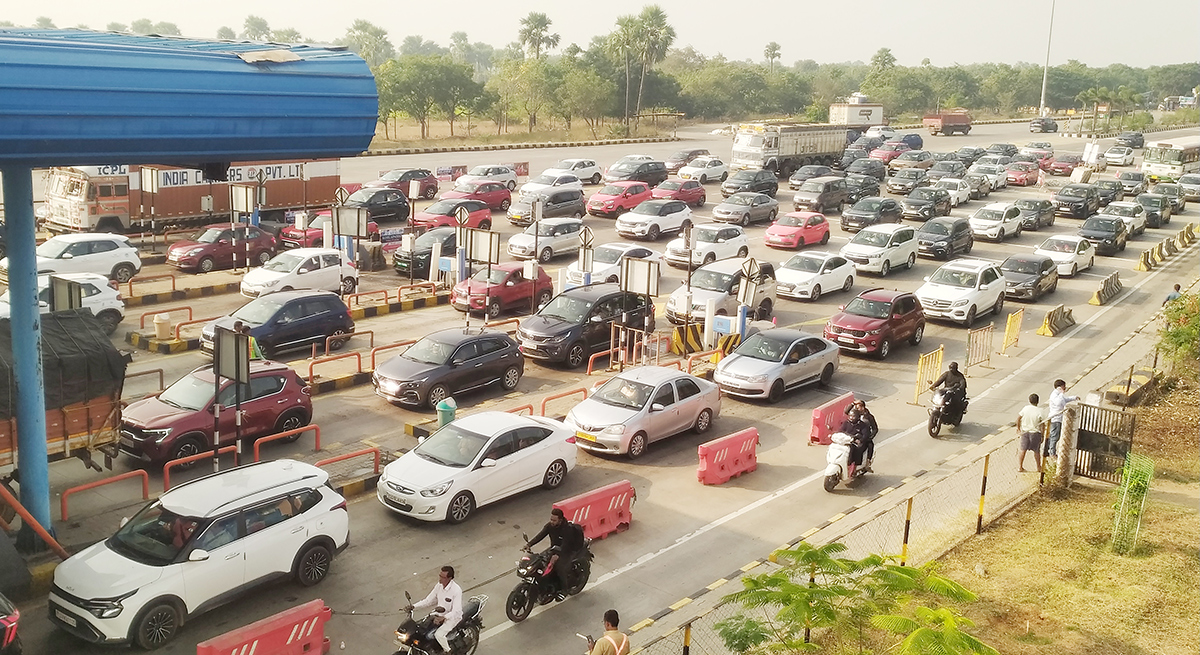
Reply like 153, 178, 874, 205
936, 368, 1199, 655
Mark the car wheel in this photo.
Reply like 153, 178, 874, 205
96, 310, 122, 335
487, 299, 502, 319
605, 274, 618, 283
566, 342, 586, 369
736, 246, 749, 258
507, 180, 517, 191
877, 338, 892, 360
295, 542, 332, 587
340, 277, 357, 295
425, 384, 450, 409
993, 293, 1004, 316
842, 276, 853, 292
767, 379, 785, 404
538, 247, 553, 263
796, 237, 806, 249
256, 250, 272, 266
646, 224, 661, 241
276, 410, 308, 442
329, 328, 349, 351
996, 229, 1005, 242
909, 323, 925, 346
479, 219, 492, 230
499, 199, 511, 211
879, 260, 890, 277
446, 492, 475, 524
768, 209, 778, 222
964, 240, 973, 254
703, 252, 717, 265
906, 252, 917, 269
1014, 225, 1022, 238
1069, 263, 1077, 277
198, 256, 215, 273
810, 284, 822, 301
536, 289, 552, 308
695, 195, 706, 207
626, 432, 648, 459
962, 306, 977, 326
819, 363, 835, 386
501, 365, 521, 391
739, 213, 750, 227
423, 186, 437, 200
1087, 257, 1094, 270
720, 172, 728, 182
699, 175, 707, 184
111, 263, 137, 283
542, 459, 568, 489
590, 174, 601, 185
691, 408, 714, 434
170, 435, 206, 468
133, 602, 180, 650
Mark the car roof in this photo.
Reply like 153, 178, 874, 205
1041, 235, 1086, 243
36, 272, 111, 285
47, 232, 126, 243
539, 217, 583, 226
606, 180, 644, 188
860, 223, 912, 235
161, 459, 328, 518
255, 288, 340, 302
925, 215, 967, 226
277, 247, 344, 257
807, 176, 843, 184
188, 359, 297, 383
751, 327, 807, 342
597, 242, 640, 252
611, 365, 691, 385
980, 202, 1015, 211
936, 258, 996, 272
700, 256, 761, 273
557, 282, 629, 300
857, 287, 909, 302
1107, 201, 1138, 208
449, 410, 541, 436
1004, 253, 1053, 263
425, 326, 510, 344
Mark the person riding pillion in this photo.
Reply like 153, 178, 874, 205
404, 565, 463, 653
526, 508, 586, 601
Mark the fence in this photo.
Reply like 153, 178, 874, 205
910, 344, 944, 405
1000, 308, 1023, 356
964, 324, 993, 375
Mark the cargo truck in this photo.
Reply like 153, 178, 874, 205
922, 111, 973, 136
829, 103, 885, 129
730, 122, 848, 176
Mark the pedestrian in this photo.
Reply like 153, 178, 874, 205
586, 609, 630, 655
1163, 283, 1182, 306
1017, 393, 1046, 472
239, 323, 264, 360
1047, 379, 1079, 457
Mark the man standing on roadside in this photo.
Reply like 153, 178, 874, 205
1047, 379, 1079, 458
1163, 283, 1182, 306
1017, 393, 1046, 472
586, 609, 630, 655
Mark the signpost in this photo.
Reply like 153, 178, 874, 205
141, 166, 159, 252
736, 258, 761, 336
618, 257, 661, 371
47, 276, 82, 312
230, 185, 256, 270
212, 327, 250, 472
578, 226, 595, 286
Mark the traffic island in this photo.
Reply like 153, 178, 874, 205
123, 281, 241, 307
124, 331, 200, 354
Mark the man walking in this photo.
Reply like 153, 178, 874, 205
586, 609, 630, 655
1017, 394, 1046, 472
1047, 379, 1079, 458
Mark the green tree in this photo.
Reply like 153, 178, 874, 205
400, 36, 447, 56
216, 26, 236, 40
1158, 292, 1198, 366
106, 23, 128, 33
337, 20, 395, 68
631, 5, 675, 130
242, 15, 271, 41
764, 42, 781, 75
872, 606, 1000, 655
34, 17, 56, 29
271, 28, 302, 43
151, 22, 181, 36
517, 12, 559, 59
561, 68, 617, 138
431, 58, 483, 136
129, 19, 153, 34
377, 56, 443, 139
512, 57, 554, 132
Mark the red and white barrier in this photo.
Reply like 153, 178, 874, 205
555, 480, 635, 540
697, 428, 759, 485
809, 392, 855, 446
195, 599, 332, 655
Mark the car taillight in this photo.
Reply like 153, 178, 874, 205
301, 386, 312, 396
566, 436, 576, 444
331, 500, 347, 511
1, 608, 18, 648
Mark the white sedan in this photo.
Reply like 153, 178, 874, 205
934, 178, 973, 207
566, 242, 662, 285
456, 164, 518, 190
519, 172, 584, 197
1104, 146, 1134, 167
775, 251, 856, 301
968, 164, 1008, 190
377, 412, 577, 523
678, 156, 729, 184
1034, 235, 1096, 277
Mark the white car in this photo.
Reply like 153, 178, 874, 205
3, 233, 142, 283
839, 224, 918, 277
543, 158, 602, 185
969, 202, 1024, 242
519, 172, 584, 197
915, 258, 1006, 326
240, 247, 358, 297
776, 251, 856, 301
0, 272, 124, 334
664, 223, 748, 268
968, 164, 1008, 190
566, 243, 662, 285
48, 460, 348, 649
378, 412, 576, 522
456, 164, 518, 190
1034, 236, 1096, 277
933, 178, 973, 207
616, 199, 693, 240
665, 257, 776, 324
507, 217, 583, 262
1104, 146, 1134, 167
1099, 201, 1147, 236
864, 125, 898, 140
565, 366, 721, 458
713, 328, 839, 402
677, 156, 729, 184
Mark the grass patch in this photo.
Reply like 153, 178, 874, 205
1133, 360, 1198, 483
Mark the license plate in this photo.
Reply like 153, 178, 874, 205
575, 431, 596, 442
838, 337, 856, 344
56, 609, 78, 627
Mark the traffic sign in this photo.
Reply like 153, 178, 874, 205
580, 226, 595, 248
455, 206, 471, 226
333, 187, 349, 205
740, 258, 760, 280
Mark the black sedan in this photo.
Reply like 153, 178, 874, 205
845, 158, 888, 182
902, 187, 952, 221
1078, 216, 1128, 254
962, 173, 992, 200
1116, 132, 1144, 148
836, 148, 869, 170
722, 169, 779, 198
1016, 199, 1056, 230
845, 174, 881, 203
955, 146, 987, 168
373, 327, 524, 408
1095, 180, 1125, 206
1001, 254, 1058, 301
841, 197, 902, 232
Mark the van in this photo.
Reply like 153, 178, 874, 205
792, 176, 850, 213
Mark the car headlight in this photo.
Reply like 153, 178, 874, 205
865, 328, 885, 335
867, 253, 882, 261
185, 247, 206, 256
952, 299, 970, 307
601, 424, 626, 435
400, 379, 425, 389
744, 374, 769, 383
934, 241, 948, 247
262, 279, 278, 287
421, 481, 453, 497
549, 334, 568, 343
143, 428, 172, 443
81, 590, 136, 619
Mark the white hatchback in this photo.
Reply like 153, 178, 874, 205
519, 172, 584, 197
677, 156, 729, 184
2, 233, 142, 283
776, 252, 856, 301
664, 223, 748, 268
0, 272, 125, 334
566, 243, 662, 285
839, 224, 919, 277
456, 164, 518, 190
969, 202, 1024, 242
543, 159, 602, 185
240, 247, 358, 297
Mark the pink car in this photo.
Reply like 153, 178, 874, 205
441, 180, 512, 211
1006, 162, 1040, 187
587, 181, 653, 217
411, 199, 493, 230
869, 142, 911, 164
764, 211, 831, 250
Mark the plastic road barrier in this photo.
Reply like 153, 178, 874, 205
554, 480, 635, 540
809, 392, 855, 446
697, 427, 760, 485
196, 599, 332, 655
1134, 248, 1155, 272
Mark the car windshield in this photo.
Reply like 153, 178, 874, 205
731, 171, 756, 181
1059, 155, 1081, 164
346, 189, 377, 204
1083, 217, 1121, 232
777, 214, 808, 227
379, 170, 412, 181
466, 165, 491, 176
259, 252, 302, 273
471, 268, 510, 285
1120, 172, 1144, 181
538, 294, 592, 323
843, 297, 891, 319
931, 162, 958, 172
782, 255, 824, 273
553, 160, 579, 169
1039, 238, 1078, 254
1002, 257, 1042, 274
593, 246, 624, 264
693, 226, 722, 243
107, 501, 203, 566
1107, 147, 1129, 155
1015, 199, 1046, 210
1103, 204, 1138, 217
692, 269, 735, 292
598, 185, 625, 196
851, 230, 890, 247
909, 188, 938, 200
852, 199, 883, 212
631, 202, 663, 216
844, 148, 867, 157
1178, 174, 1200, 185
414, 229, 450, 249
799, 181, 824, 193
593, 376, 654, 410
848, 160, 875, 171
929, 267, 978, 288
979, 165, 1003, 175
796, 166, 824, 176
231, 295, 285, 325
190, 227, 225, 244
1137, 196, 1164, 208
608, 163, 637, 174
1097, 181, 1121, 190
735, 333, 792, 363
724, 194, 754, 207
35, 240, 70, 258
156, 371, 213, 411
526, 222, 560, 237
920, 221, 952, 236
426, 200, 467, 216
1009, 163, 1036, 172
404, 336, 456, 365
845, 176, 871, 190
530, 174, 557, 184
453, 182, 482, 193
878, 144, 902, 152
657, 180, 683, 191
895, 169, 921, 180
1058, 186, 1087, 198
414, 422, 490, 468
897, 152, 921, 161
974, 208, 1005, 221
669, 151, 694, 161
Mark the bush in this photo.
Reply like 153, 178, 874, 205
1157, 292, 1198, 368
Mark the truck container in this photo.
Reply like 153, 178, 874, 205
829, 103, 885, 128
730, 122, 848, 176
39, 160, 341, 235
922, 111, 973, 136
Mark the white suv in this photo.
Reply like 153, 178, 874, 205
839, 224, 918, 277
616, 199, 693, 240
664, 223, 749, 268
916, 259, 1005, 326
543, 158, 602, 185
0, 273, 125, 334
48, 460, 349, 649
969, 202, 1023, 242
2, 233, 142, 282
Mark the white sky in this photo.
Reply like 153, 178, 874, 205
5, 0, 1198, 68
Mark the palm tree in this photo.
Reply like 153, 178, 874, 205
872, 606, 1000, 655
1075, 87, 1101, 132
517, 12, 559, 59
1113, 85, 1142, 129
605, 15, 639, 129
632, 5, 676, 131
764, 42, 781, 75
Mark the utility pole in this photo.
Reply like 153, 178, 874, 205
1038, 0, 1057, 117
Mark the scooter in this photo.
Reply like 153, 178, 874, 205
823, 431, 868, 492
927, 388, 968, 437
505, 534, 594, 623
392, 591, 487, 655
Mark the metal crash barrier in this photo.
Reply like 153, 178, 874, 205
964, 324, 994, 375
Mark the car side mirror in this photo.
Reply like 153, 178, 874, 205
480, 458, 497, 468
923, 276, 931, 282
589, 315, 603, 323
61, 253, 74, 259
506, 280, 515, 286
650, 403, 665, 412
218, 239, 230, 245
298, 268, 310, 274
451, 358, 464, 367
979, 284, 989, 291
189, 549, 210, 562
717, 238, 726, 243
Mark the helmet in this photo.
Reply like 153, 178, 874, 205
948, 362, 959, 371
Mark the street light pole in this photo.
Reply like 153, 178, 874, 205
1038, 0, 1057, 117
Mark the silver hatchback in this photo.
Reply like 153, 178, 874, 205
506, 217, 583, 262
713, 329, 839, 403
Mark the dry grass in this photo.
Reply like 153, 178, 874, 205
1133, 361, 1199, 483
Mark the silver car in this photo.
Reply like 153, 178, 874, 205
564, 366, 721, 458
713, 329, 840, 403
711, 192, 779, 227
506, 217, 583, 262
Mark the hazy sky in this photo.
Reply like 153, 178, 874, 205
6, 0, 1198, 68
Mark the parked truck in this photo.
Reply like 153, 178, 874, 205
922, 111, 973, 136
730, 122, 848, 176
828, 103, 885, 129
39, 160, 341, 235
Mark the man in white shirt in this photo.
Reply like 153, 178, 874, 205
1017, 393, 1046, 472
405, 565, 463, 653
1047, 379, 1079, 457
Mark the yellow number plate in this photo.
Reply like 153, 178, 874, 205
575, 431, 596, 442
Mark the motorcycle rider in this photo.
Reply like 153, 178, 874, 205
928, 362, 968, 422
404, 566, 463, 653
525, 508, 585, 601
840, 412, 870, 473
845, 400, 878, 472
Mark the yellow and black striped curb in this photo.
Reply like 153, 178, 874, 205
124, 282, 241, 307
309, 372, 373, 395
331, 472, 380, 499
365, 136, 679, 157
348, 291, 451, 320
124, 331, 200, 354
405, 419, 438, 440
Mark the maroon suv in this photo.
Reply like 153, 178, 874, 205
119, 360, 313, 464
823, 288, 925, 359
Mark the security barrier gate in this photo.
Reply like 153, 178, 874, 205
1074, 403, 1135, 484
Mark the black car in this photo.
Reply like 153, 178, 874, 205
343, 187, 411, 223
986, 143, 1019, 158
1029, 118, 1058, 133
1154, 183, 1187, 213
851, 136, 885, 152
605, 160, 668, 187
201, 289, 354, 359
1016, 199, 1056, 230
1135, 193, 1173, 227
926, 160, 967, 182
902, 187, 952, 220
844, 174, 881, 203
788, 164, 839, 189
1115, 132, 1144, 148
886, 168, 930, 195
845, 157, 888, 181
394, 226, 456, 278
962, 173, 991, 200
841, 197, 902, 232
1078, 215, 1128, 254
722, 169, 779, 198
1052, 184, 1101, 218
507, 189, 585, 226
1001, 254, 1058, 301
955, 146, 987, 168
1095, 179, 1125, 206
516, 283, 654, 368
373, 327, 523, 408
836, 148, 869, 170
1118, 171, 1148, 195
665, 148, 710, 174
917, 216, 974, 259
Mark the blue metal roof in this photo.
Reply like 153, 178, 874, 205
0, 29, 378, 167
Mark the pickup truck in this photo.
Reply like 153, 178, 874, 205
922, 112, 972, 136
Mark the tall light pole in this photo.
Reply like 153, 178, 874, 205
1038, 0, 1057, 117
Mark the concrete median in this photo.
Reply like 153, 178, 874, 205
1088, 272, 1124, 306
1035, 304, 1076, 337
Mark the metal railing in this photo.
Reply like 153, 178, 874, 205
1000, 308, 1023, 356
139, 306, 193, 329
61, 470, 149, 521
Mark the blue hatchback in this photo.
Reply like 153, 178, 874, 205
201, 289, 354, 358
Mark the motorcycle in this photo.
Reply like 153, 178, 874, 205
392, 590, 487, 655
927, 387, 968, 437
505, 534, 594, 623
0, 592, 20, 655
823, 431, 868, 492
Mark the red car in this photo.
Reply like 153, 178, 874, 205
411, 199, 493, 231
764, 211, 831, 249
651, 179, 706, 207
363, 167, 440, 199
1048, 155, 1082, 176
441, 180, 513, 211
587, 181, 653, 217
451, 262, 554, 318
118, 360, 313, 464
1006, 162, 1040, 186
869, 142, 911, 164
823, 287, 925, 359
167, 222, 276, 272
279, 210, 380, 249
